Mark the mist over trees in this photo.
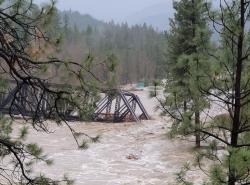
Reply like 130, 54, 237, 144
47, 10, 166, 85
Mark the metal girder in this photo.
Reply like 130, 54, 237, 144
93, 89, 150, 123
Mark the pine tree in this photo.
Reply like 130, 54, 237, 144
158, 1, 250, 184
199, 1, 250, 184
158, 0, 211, 148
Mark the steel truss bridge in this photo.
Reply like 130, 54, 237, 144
0, 81, 150, 122
94, 90, 150, 122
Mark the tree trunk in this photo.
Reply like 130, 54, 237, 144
228, 1, 245, 185
191, 0, 201, 148
184, 101, 187, 112
231, 0, 244, 147
228, 177, 236, 185
195, 111, 201, 148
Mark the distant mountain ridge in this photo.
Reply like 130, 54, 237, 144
59, 2, 174, 32
59, 10, 105, 31
126, 3, 174, 31
57, 1, 223, 32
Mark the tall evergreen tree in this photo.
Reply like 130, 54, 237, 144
156, 1, 250, 184
157, 0, 211, 147
198, 1, 250, 184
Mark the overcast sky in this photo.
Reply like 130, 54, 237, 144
34, 0, 169, 22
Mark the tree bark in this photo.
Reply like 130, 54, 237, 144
231, 0, 244, 147
184, 101, 187, 112
228, 1, 245, 184
195, 111, 201, 148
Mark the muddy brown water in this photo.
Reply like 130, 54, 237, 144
12, 90, 206, 185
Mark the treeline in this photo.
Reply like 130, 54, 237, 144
47, 10, 166, 85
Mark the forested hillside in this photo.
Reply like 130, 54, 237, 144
48, 10, 166, 85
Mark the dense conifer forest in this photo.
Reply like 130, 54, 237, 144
49, 10, 166, 85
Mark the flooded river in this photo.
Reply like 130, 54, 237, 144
14, 90, 205, 185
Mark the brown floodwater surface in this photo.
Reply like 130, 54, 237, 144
12, 90, 206, 185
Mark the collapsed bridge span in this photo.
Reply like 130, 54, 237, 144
0, 81, 150, 122
94, 90, 150, 122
